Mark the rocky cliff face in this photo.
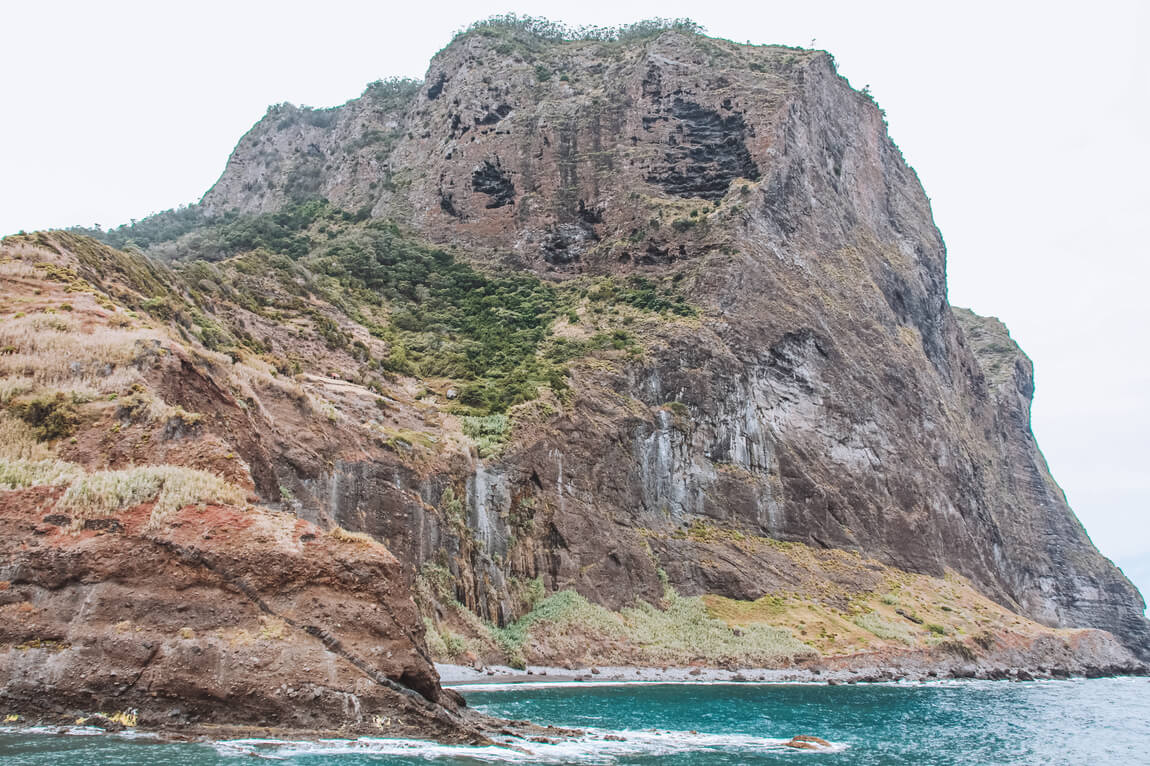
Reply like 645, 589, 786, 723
3, 23, 1146, 733
0, 492, 479, 738
197, 25, 1148, 660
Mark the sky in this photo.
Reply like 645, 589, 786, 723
1, 1, 1147, 602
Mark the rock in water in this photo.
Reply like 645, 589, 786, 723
784, 735, 833, 750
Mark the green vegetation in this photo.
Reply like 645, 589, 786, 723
458, 15, 704, 44
460, 414, 510, 456
314, 221, 565, 412
66, 199, 695, 414
584, 276, 695, 317
362, 77, 422, 107
9, 392, 80, 441
67, 206, 212, 252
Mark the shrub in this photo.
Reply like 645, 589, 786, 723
457, 15, 703, 44
460, 414, 510, 456
10, 392, 80, 440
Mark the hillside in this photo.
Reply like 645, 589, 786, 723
2, 16, 1147, 736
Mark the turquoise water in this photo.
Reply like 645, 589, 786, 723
2, 678, 1148, 764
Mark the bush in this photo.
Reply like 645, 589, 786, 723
460, 414, 510, 456
457, 15, 703, 44
10, 392, 80, 440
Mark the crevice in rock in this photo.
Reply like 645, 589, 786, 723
647, 98, 759, 201
427, 73, 447, 101
471, 159, 515, 208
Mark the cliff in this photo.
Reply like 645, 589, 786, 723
199, 22, 1147, 658
2, 18, 1147, 734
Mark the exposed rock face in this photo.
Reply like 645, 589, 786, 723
197, 27, 1149, 661
0, 490, 483, 739
952, 310, 1150, 656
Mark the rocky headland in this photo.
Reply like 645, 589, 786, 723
1, 17, 1146, 741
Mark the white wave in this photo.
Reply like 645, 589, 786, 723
213, 728, 846, 762
0, 725, 109, 737
212, 737, 537, 761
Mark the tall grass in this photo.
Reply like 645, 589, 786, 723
460, 414, 509, 457
492, 588, 816, 668
853, 611, 914, 644
0, 456, 244, 530
0, 457, 85, 488
0, 413, 53, 460
0, 312, 152, 396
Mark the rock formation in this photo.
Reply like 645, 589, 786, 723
2, 18, 1147, 735
201, 22, 1148, 659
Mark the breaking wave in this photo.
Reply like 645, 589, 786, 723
212, 728, 845, 761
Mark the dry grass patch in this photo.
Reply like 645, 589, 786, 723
0, 456, 244, 530
0, 413, 54, 460
0, 457, 84, 488
491, 588, 816, 669
329, 526, 376, 545
58, 464, 244, 529
0, 312, 153, 396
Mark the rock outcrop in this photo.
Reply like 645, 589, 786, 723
0, 489, 484, 739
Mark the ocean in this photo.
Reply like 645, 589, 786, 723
2, 677, 1147, 764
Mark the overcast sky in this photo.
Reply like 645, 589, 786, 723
2, 1, 1146, 602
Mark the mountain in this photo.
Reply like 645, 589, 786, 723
2, 17, 1146, 737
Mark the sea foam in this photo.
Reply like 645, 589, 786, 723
212, 727, 846, 762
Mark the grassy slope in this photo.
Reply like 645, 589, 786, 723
417, 525, 1086, 669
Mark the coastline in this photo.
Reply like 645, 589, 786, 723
436, 655, 1150, 688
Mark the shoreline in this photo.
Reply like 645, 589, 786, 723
436, 661, 1150, 688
